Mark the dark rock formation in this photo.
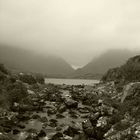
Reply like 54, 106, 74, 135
102, 55, 140, 84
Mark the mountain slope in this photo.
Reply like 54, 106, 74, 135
0, 45, 74, 76
102, 55, 140, 83
73, 49, 139, 78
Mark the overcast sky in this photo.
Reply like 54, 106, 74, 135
0, 0, 140, 67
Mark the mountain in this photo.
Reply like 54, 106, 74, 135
72, 49, 139, 79
1, 46, 139, 79
102, 55, 140, 83
0, 45, 74, 76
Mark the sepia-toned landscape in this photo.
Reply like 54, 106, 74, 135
1, 0, 140, 140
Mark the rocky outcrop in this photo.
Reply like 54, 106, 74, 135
102, 55, 140, 84
121, 82, 140, 103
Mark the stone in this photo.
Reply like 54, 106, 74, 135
32, 114, 40, 120
47, 108, 57, 116
17, 124, 25, 129
121, 82, 140, 103
56, 113, 65, 119
17, 114, 30, 121
49, 119, 58, 127
65, 99, 78, 109
26, 129, 39, 140
69, 110, 79, 119
51, 132, 63, 140
56, 126, 62, 131
13, 129, 20, 135
89, 112, 100, 126
3, 127, 11, 133
58, 104, 67, 113
39, 116, 48, 123
82, 120, 96, 137
63, 126, 80, 137
26, 135, 39, 140
38, 129, 46, 137
96, 117, 108, 128
78, 107, 90, 114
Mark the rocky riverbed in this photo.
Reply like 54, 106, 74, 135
0, 81, 140, 140
0, 61, 140, 140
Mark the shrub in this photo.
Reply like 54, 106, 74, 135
19, 73, 37, 84
0, 85, 10, 109
0, 71, 6, 82
35, 74, 45, 84
6, 81, 28, 104
0, 64, 8, 74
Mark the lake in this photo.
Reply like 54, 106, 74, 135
45, 78, 99, 85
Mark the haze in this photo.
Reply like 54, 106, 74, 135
0, 0, 140, 67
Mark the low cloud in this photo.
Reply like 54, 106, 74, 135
0, 0, 140, 66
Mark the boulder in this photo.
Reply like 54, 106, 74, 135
78, 107, 90, 114
39, 116, 48, 123
51, 132, 63, 140
63, 126, 80, 137
26, 129, 39, 140
82, 120, 96, 138
13, 129, 20, 135
56, 113, 65, 119
32, 114, 41, 120
89, 112, 100, 126
96, 117, 109, 128
49, 119, 58, 127
38, 129, 46, 137
65, 99, 78, 109
121, 82, 140, 103
58, 104, 67, 113
47, 108, 57, 116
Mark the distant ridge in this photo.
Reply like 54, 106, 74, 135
0, 46, 139, 79
71, 49, 140, 79
0, 44, 74, 76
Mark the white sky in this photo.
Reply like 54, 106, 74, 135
0, 0, 140, 67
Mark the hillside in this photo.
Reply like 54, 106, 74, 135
102, 55, 140, 83
72, 49, 139, 79
0, 45, 74, 76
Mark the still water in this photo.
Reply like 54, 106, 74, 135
45, 78, 99, 85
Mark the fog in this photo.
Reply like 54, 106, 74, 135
0, 0, 140, 67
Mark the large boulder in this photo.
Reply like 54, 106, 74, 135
51, 132, 63, 140
82, 120, 96, 138
63, 126, 80, 137
121, 82, 140, 103
65, 99, 78, 109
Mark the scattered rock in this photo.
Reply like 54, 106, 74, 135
63, 126, 80, 137
56, 113, 65, 119
58, 104, 67, 113
82, 120, 96, 137
39, 116, 48, 123
13, 129, 20, 135
51, 132, 63, 140
38, 129, 46, 137
65, 99, 78, 109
